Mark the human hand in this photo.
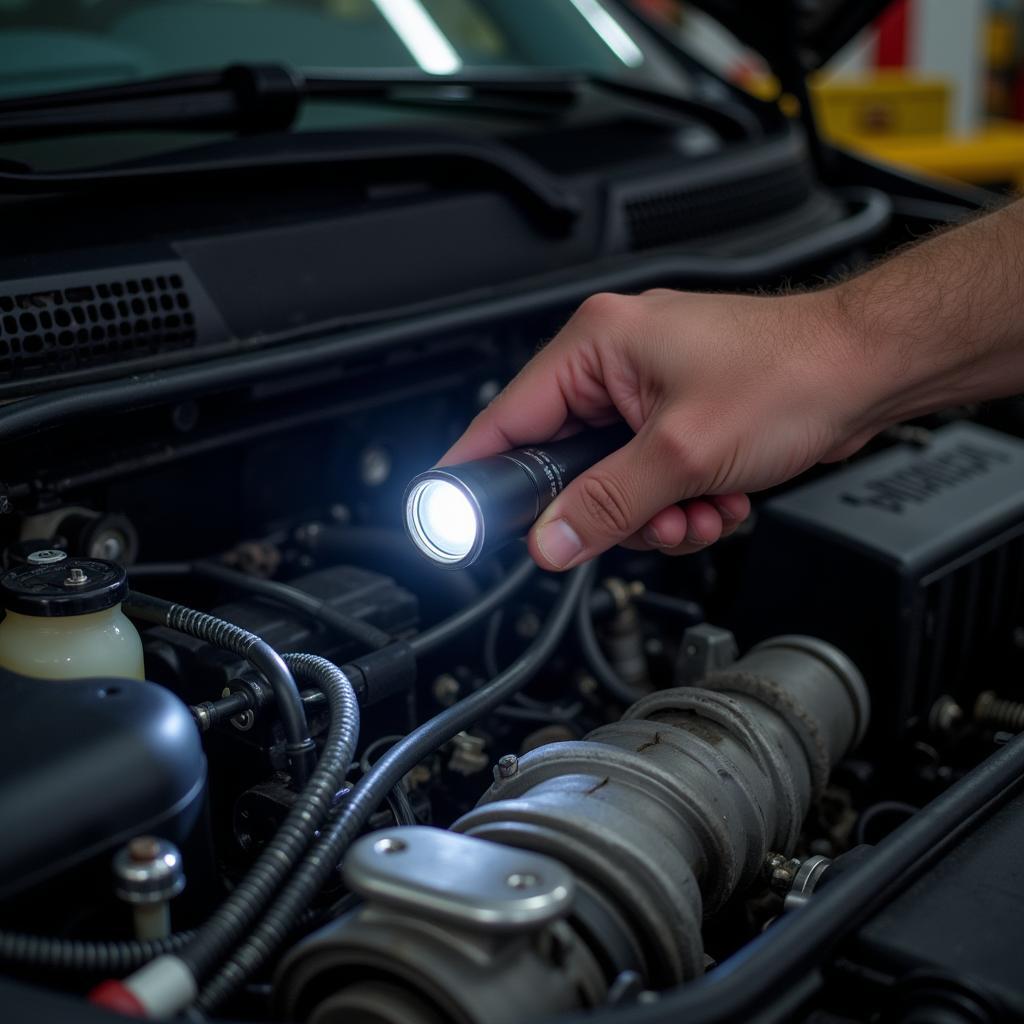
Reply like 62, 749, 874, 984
440, 288, 871, 571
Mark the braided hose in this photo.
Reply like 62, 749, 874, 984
0, 654, 358, 985
125, 592, 315, 779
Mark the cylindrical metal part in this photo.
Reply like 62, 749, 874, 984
275, 634, 868, 1024
404, 425, 631, 568
113, 836, 185, 941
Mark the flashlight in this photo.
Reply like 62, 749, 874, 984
404, 424, 632, 568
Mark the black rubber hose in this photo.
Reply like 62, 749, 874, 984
0, 931, 195, 975
195, 562, 592, 1011
130, 561, 392, 651
575, 568, 647, 705
556, 732, 1024, 1024
409, 556, 536, 656
0, 652, 357, 982
191, 561, 391, 651
175, 652, 359, 986
123, 591, 315, 780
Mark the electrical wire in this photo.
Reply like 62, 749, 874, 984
409, 555, 536, 656
195, 561, 592, 1011
171, 654, 359, 987
360, 734, 417, 827
575, 567, 648, 705
124, 590, 315, 779
130, 561, 392, 651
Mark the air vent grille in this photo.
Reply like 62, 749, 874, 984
625, 163, 814, 251
0, 272, 197, 381
915, 529, 1024, 713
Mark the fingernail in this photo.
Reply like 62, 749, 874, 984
536, 518, 583, 568
686, 527, 709, 546
642, 525, 667, 547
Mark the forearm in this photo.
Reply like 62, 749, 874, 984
825, 199, 1024, 437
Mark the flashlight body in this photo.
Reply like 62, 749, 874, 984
405, 423, 632, 568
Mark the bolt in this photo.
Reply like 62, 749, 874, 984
64, 566, 88, 586
27, 549, 66, 565
974, 691, 1024, 733
929, 694, 964, 735
374, 837, 407, 855
764, 852, 799, 894
432, 674, 461, 707
496, 753, 519, 780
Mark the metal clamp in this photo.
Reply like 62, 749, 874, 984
343, 827, 574, 932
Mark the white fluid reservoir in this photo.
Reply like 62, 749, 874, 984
0, 555, 144, 681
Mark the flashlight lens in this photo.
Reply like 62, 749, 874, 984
408, 478, 479, 563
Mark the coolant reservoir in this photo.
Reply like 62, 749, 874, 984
0, 555, 144, 681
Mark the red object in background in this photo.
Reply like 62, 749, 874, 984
876, 0, 910, 67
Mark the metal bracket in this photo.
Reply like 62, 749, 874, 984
343, 827, 575, 933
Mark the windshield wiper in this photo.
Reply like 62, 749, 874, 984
0, 63, 753, 141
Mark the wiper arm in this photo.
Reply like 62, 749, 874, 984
0, 63, 752, 141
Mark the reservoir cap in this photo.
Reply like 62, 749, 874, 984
0, 558, 128, 617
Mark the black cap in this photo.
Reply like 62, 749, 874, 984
0, 558, 128, 617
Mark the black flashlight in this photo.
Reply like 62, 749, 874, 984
403, 423, 632, 568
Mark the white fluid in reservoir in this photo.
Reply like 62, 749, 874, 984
0, 557, 144, 681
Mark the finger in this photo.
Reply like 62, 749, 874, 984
710, 493, 751, 537
438, 293, 632, 466
527, 422, 693, 570
638, 504, 688, 549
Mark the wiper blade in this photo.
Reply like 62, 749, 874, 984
0, 63, 752, 141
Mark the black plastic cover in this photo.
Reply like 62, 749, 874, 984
0, 557, 127, 616
851, 787, 1024, 1018
738, 423, 1024, 741
0, 670, 206, 900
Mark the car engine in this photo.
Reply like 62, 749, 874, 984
1, 4, 1023, 1021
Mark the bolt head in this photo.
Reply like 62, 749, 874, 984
497, 753, 519, 779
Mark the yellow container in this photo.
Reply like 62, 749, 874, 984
810, 71, 950, 138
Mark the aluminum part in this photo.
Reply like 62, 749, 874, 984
277, 633, 869, 1024
343, 827, 575, 932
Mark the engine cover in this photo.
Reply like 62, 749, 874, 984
738, 422, 1024, 742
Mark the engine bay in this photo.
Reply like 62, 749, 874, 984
0, 7, 1023, 1019
2, 386, 1024, 1024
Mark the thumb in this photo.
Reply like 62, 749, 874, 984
528, 423, 691, 570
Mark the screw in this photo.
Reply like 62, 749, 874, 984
496, 753, 519, 780
64, 566, 89, 586
974, 691, 1024, 733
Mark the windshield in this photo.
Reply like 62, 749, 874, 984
0, 0, 676, 100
